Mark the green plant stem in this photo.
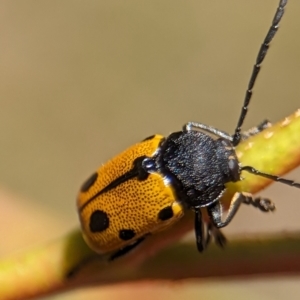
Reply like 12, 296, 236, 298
89, 232, 300, 283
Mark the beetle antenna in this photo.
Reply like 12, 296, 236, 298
232, 0, 288, 147
242, 166, 300, 188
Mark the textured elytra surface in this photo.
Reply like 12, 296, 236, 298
77, 134, 164, 209
79, 172, 183, 253
77, 134, 184, 253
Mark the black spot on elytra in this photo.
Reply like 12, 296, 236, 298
119, 229, 136, 241
158, 206, 174, 221
89, 210, 109, 232
81, 172, 98, 192
142, 135, 155, 142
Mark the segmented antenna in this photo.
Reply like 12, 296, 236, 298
232, 0, 288, 146
242, 166, 300, 188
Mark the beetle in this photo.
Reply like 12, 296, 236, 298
77, 0, 299, 260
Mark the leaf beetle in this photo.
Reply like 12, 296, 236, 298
77, 0, 300, 259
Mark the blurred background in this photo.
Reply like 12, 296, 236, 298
0, 0, 300, 299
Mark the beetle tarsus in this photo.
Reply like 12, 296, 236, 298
241, 119, 272, 140
243, 196, 276, 212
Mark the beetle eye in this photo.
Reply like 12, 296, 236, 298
228, 158, 240, 182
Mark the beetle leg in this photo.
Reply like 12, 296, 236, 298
207, 222, 227, 248
183, 119, 272, 143
194, 213, 227, 252
67, 237, 147, 277
183, 122, 233, 142
207, 193, 244, 228
207, 192, 243, 228
194, 208, 205, 252
241, 119, 272, 140
109, 236, 146, 261
208, 192, 276, 228
183, 119, 272, 142
243, 194, 276, 212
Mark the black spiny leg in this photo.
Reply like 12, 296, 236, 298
194, 209, 227, 251
241, 119, 272, 140
109, 237, 146, 261
194, 208, 205, 252
242, 193, 276, 212
208, 193, 244, 228
208, 192, 276, 228
195, 208, 226, 252
207, 222, 227, 248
